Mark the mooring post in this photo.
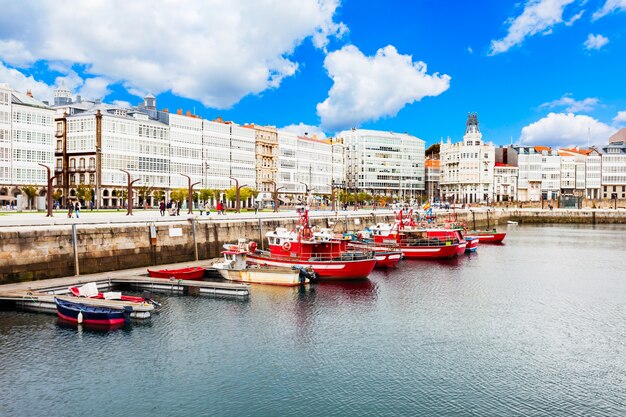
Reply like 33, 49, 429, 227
258, 218, 264, 250
191, 218, 198, 261
71, 223, 80, 276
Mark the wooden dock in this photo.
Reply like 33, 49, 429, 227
0, 262, 250, 320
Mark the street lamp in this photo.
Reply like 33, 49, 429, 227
38, 163, 61, 217
329, 181, 337, 212
229, 176, 247, 213
268, 180, 284, 213
119, 169, 140, 216
180, 173, 200, 214
298, 181, 310, 207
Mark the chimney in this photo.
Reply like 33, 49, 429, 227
26, 90, 33, 98
186, 110, 191, 117
163, 108, 168, 113
177, 109, 183, 115
76, 95, 82, 103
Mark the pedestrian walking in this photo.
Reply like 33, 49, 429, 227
74, 201, 81, 218
199, 201, 204, 216
206, 204, 211, 216
67, 202, 74, 218
159, 200, 165, 216
253, 201, 259, 215
216, 201, 223, 215
176, 201, 181, 216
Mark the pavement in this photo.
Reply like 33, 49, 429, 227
0, 208, 399, 227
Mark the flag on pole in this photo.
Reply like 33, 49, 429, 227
422, 202, 431, 211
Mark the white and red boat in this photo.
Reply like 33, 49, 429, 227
465, 229, 506, 244
427, 225, 479, 254
246, 210, 377, 280
368, 209, 460, 259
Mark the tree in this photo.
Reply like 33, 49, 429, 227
21, 185, 38, 210
356, 191, 372, 204
224, 186, 237, 203
53, 189, 63, 203
76, 184, 93, 204
137, 184, 155, 207
199, 189, 214, 203
169, 188, 188, 203
153, 190, 165, 203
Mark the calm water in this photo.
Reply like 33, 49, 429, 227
1, 224, 625, 416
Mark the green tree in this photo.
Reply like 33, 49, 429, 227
199, 189, 214, 203
137, 184, 155, 207
21, 185, 38, 210
169, 188, 188, 203
76, 184, 93, 204
224, 186, 237, 203
153, 190, 165, 203
53, 189, 63, 203
356, 191, 372, 204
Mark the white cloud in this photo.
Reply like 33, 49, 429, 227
467, 46, 474, 54
0, 62, 56, 102
112, 100, 133, 109
540, 94, 599, 112
280, 123, 328, 139
0, 0, 346, 109
614, 110, 626, 124
583, 33, 609, 50
519, 112, 616, 147
77, 77, 111, 101
317, 45, 451, 130
489, 0, 577, 55
592, 0, 626, 20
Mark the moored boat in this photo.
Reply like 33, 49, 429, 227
246, 209, 377, 280
465, 229, 506, 243
147, 266, 206, 280
214, 242, 314, 286
347, 240, 403, 268
69, 282, 147, 303
55, 297, 130, 326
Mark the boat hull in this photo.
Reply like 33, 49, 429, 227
55, 298, 128, 326
247, 254, 376, 280
216, 267, 305, 286
374, 251, 403, 268
466, 232, 506, 244
399, 243, 459, 259
465, 237, 479, 252
147, 267, 206, 280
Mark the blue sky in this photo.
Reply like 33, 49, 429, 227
1, 0, 625, 147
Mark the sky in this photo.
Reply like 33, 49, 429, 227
1, 0, 625, 148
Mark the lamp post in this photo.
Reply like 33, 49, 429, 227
329, 181, 337, 212
298, 181, 310, 207
229, 176, 247, 213
119, 169, 140, 216
268, 180, 284, 213
180, 174, 200, 214
38, 163, 61, 217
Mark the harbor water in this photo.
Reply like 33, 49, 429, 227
1, 224, 625, 416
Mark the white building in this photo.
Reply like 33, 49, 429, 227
599, 141, 626, 199
440, 114, 494, 204
0, 83, 55, 208
493, 163, 518, 202
276, 130, 339, 204
338, 128, 425, 201
168, 110, 203, 190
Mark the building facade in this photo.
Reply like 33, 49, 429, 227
440, 114, 495, 204
425, 157, 440, 202
338, 128, 425, 201
0, 83, 55, 208
493, 163, 518, 202
248, 124, 278, 193
599, 141, 626, 199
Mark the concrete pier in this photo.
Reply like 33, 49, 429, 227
1, 208, 625, 283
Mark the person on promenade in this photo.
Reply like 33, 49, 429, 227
253, 201, 258, 215
67, 201, 74, 218
176, 201, 181, 216
216, 201, 223, 215
159, 200, 165, 216
206, 203, 211, 216
199, 201, 205, 216
75, 201, 81, 218
170, 201, 176, 216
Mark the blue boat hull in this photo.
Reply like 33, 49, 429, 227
55, 298, 129, 326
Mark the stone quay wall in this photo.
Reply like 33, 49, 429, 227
1, 209, 625, 284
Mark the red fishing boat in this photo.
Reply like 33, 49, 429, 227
465, 229, 506, 244
369, 209, 460, 259
147, 266, 205, 280
428, 226, 479, 254
246, 209, 376, 280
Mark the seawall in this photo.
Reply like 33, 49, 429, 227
2, 209, 625, 284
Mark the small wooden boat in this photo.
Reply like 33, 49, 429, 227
69, 283, 146, 303
214, 244, 314, 286
147, 266, 205, 280
55, 297, 130, 326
